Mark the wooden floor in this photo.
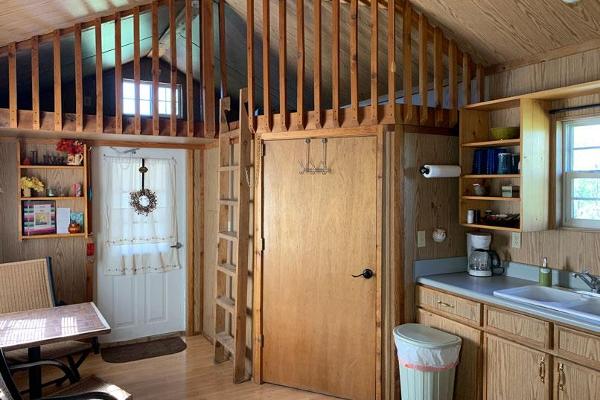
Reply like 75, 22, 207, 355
16, 336, 335, 400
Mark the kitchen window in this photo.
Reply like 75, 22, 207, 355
563, 119, 600, 229
122, 79, 182, 118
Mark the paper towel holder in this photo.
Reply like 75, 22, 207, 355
419, 165, 430, 176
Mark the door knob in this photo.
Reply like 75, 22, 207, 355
352, 268, 374, 279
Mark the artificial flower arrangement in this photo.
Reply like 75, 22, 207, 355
56, 139, 84, 155
20, 176, 45, 197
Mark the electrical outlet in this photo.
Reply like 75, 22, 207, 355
417, 231, 426, 248
511, 232, 521, 249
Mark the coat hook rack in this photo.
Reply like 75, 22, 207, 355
298, 138, 331, 175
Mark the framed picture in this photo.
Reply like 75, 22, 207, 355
22, 200, 56, 236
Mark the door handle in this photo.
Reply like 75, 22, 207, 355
170, 242, 183, 249
352, 268, 374, 279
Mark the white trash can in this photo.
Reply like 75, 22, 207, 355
393, 323, 462, 400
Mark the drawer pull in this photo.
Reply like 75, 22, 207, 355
436, 300, 454, 308
558, 363, 565, 391
538, 356, 545, 383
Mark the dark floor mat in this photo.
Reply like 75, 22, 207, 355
101, 337, 187, 363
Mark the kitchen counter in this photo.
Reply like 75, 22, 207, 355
417, 272, 600, 334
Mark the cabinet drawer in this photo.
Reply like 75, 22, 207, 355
555, 325, 600, 370
485, 306, 551, 349
416, 286, 482, 326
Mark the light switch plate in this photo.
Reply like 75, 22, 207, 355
417, 231, 426, 248
511, 232, 521, 249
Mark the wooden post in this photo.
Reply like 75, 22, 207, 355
433, 26, 444, 126
169, 0, 177, 136
387, 0, 396, 120
349, 0, 358, 125
8, 43, 17, 129
296, 0, 305, 129
202, 0, 216, 137
134, 7, 141, 134
152, 1, 160, 135
313, 0, 321, 128
402, 2, 413, 123
418, 14, 428, 125
279, 0, 287, 130
53, 30, 62, 131
95, 19, 103, 133
463, 53, 472, 105
247, 0, 255, 132
262, 0, 271, 131
218, 0, 228, 98
74, 24, 83, 132
449, 39, 458, 127
114, 15, 123, 134
31, 36, 40, 130
370, 0, 378, 124
477, 64, 485, 102
186, 0, 194, 137
332, 0, 340, 127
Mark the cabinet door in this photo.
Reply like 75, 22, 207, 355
485, 334, 551, 400
417, 309, 482, 400
555, 358, 600, 400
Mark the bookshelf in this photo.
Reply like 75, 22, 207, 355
16, 140, 90, 240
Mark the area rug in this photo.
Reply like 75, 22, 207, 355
101, 337, 187, 363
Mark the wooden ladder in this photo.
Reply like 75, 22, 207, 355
214, 89, 251, 383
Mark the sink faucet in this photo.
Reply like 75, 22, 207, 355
572, 270, 600, 293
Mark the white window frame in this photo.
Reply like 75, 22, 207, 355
563, 118, 600, 230
122, 79, 182, 118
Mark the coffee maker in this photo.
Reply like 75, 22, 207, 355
467, 232, 502, 277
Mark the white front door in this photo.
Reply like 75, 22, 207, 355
92, 147, 186, 343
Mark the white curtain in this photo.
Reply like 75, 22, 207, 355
101, 156, 180, 275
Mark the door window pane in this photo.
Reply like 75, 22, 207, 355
573, 200, 600, 220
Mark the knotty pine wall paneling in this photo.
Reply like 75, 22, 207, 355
489, 48, 600, 275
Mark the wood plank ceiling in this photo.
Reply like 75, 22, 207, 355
410, 0, 600, 66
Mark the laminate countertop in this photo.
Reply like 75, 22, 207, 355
417, 272, 600, 334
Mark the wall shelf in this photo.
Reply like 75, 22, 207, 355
462, 174, 521, 179
460, 223, 522, 233
22, 233, 86, 240
461, 196, 520, 202
20, 196, 85, 201
19, 165, 85, 170
461, 138, 521, 148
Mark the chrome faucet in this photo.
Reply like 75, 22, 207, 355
572, 270, 600, 293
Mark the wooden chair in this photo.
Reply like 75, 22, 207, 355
0, 258, 97, 389
0, 349, 131, 400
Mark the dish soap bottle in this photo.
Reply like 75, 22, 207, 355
539, 257, 552, 287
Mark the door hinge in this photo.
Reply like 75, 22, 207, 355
259, 142, 266, 158
260, 334, 265, 348
261, 237, 265, 252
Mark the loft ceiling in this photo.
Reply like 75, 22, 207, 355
409, 0, 600, 66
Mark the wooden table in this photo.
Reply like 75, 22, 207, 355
0, 302, 110, 399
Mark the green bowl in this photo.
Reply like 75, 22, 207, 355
491, 127, 519, 141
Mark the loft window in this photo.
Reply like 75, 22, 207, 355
122, 79, 182, 118
563, 119, 600, 229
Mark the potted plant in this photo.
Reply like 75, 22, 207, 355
20, 176, 45, 197
56, 139, 84, 166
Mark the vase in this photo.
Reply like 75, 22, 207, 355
67, 153, 84, 166
22, 188, 32, 197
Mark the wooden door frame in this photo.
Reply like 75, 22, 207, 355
253, 124, 400, 399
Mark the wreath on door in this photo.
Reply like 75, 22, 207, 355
130, 159, 158, 216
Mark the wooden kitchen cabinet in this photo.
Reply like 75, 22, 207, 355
485, 334, 551, 400
417, 309, 482, 400
554, 358, 599, 400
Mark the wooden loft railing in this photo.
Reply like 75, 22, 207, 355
0, 0, 222, 139
249, 0, 486, 135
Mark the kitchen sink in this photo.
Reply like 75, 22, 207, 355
493, 285, 600, 323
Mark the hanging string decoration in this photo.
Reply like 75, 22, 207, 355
130, 159, 158, 216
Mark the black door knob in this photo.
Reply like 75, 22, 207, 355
352, 268, 374, 279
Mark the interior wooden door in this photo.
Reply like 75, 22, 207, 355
262, 136, 378, 400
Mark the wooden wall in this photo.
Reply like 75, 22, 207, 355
489, 48, 600, 276
0, 140, 87, 304
402, 131, 466, 321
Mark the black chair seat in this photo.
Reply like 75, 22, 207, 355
49, 376, 131, 400
6, 341, 93, 364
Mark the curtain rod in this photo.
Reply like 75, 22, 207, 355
549, 103, 600, 115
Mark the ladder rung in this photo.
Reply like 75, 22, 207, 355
215, 332, 235, 354
219, 198, 238, 206
218, 231, 238, 242
216, 296, 235, 313
216, 263, 236, 277
219, 165, 239, 172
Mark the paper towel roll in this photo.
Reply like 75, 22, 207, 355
420, 165, 461, 178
